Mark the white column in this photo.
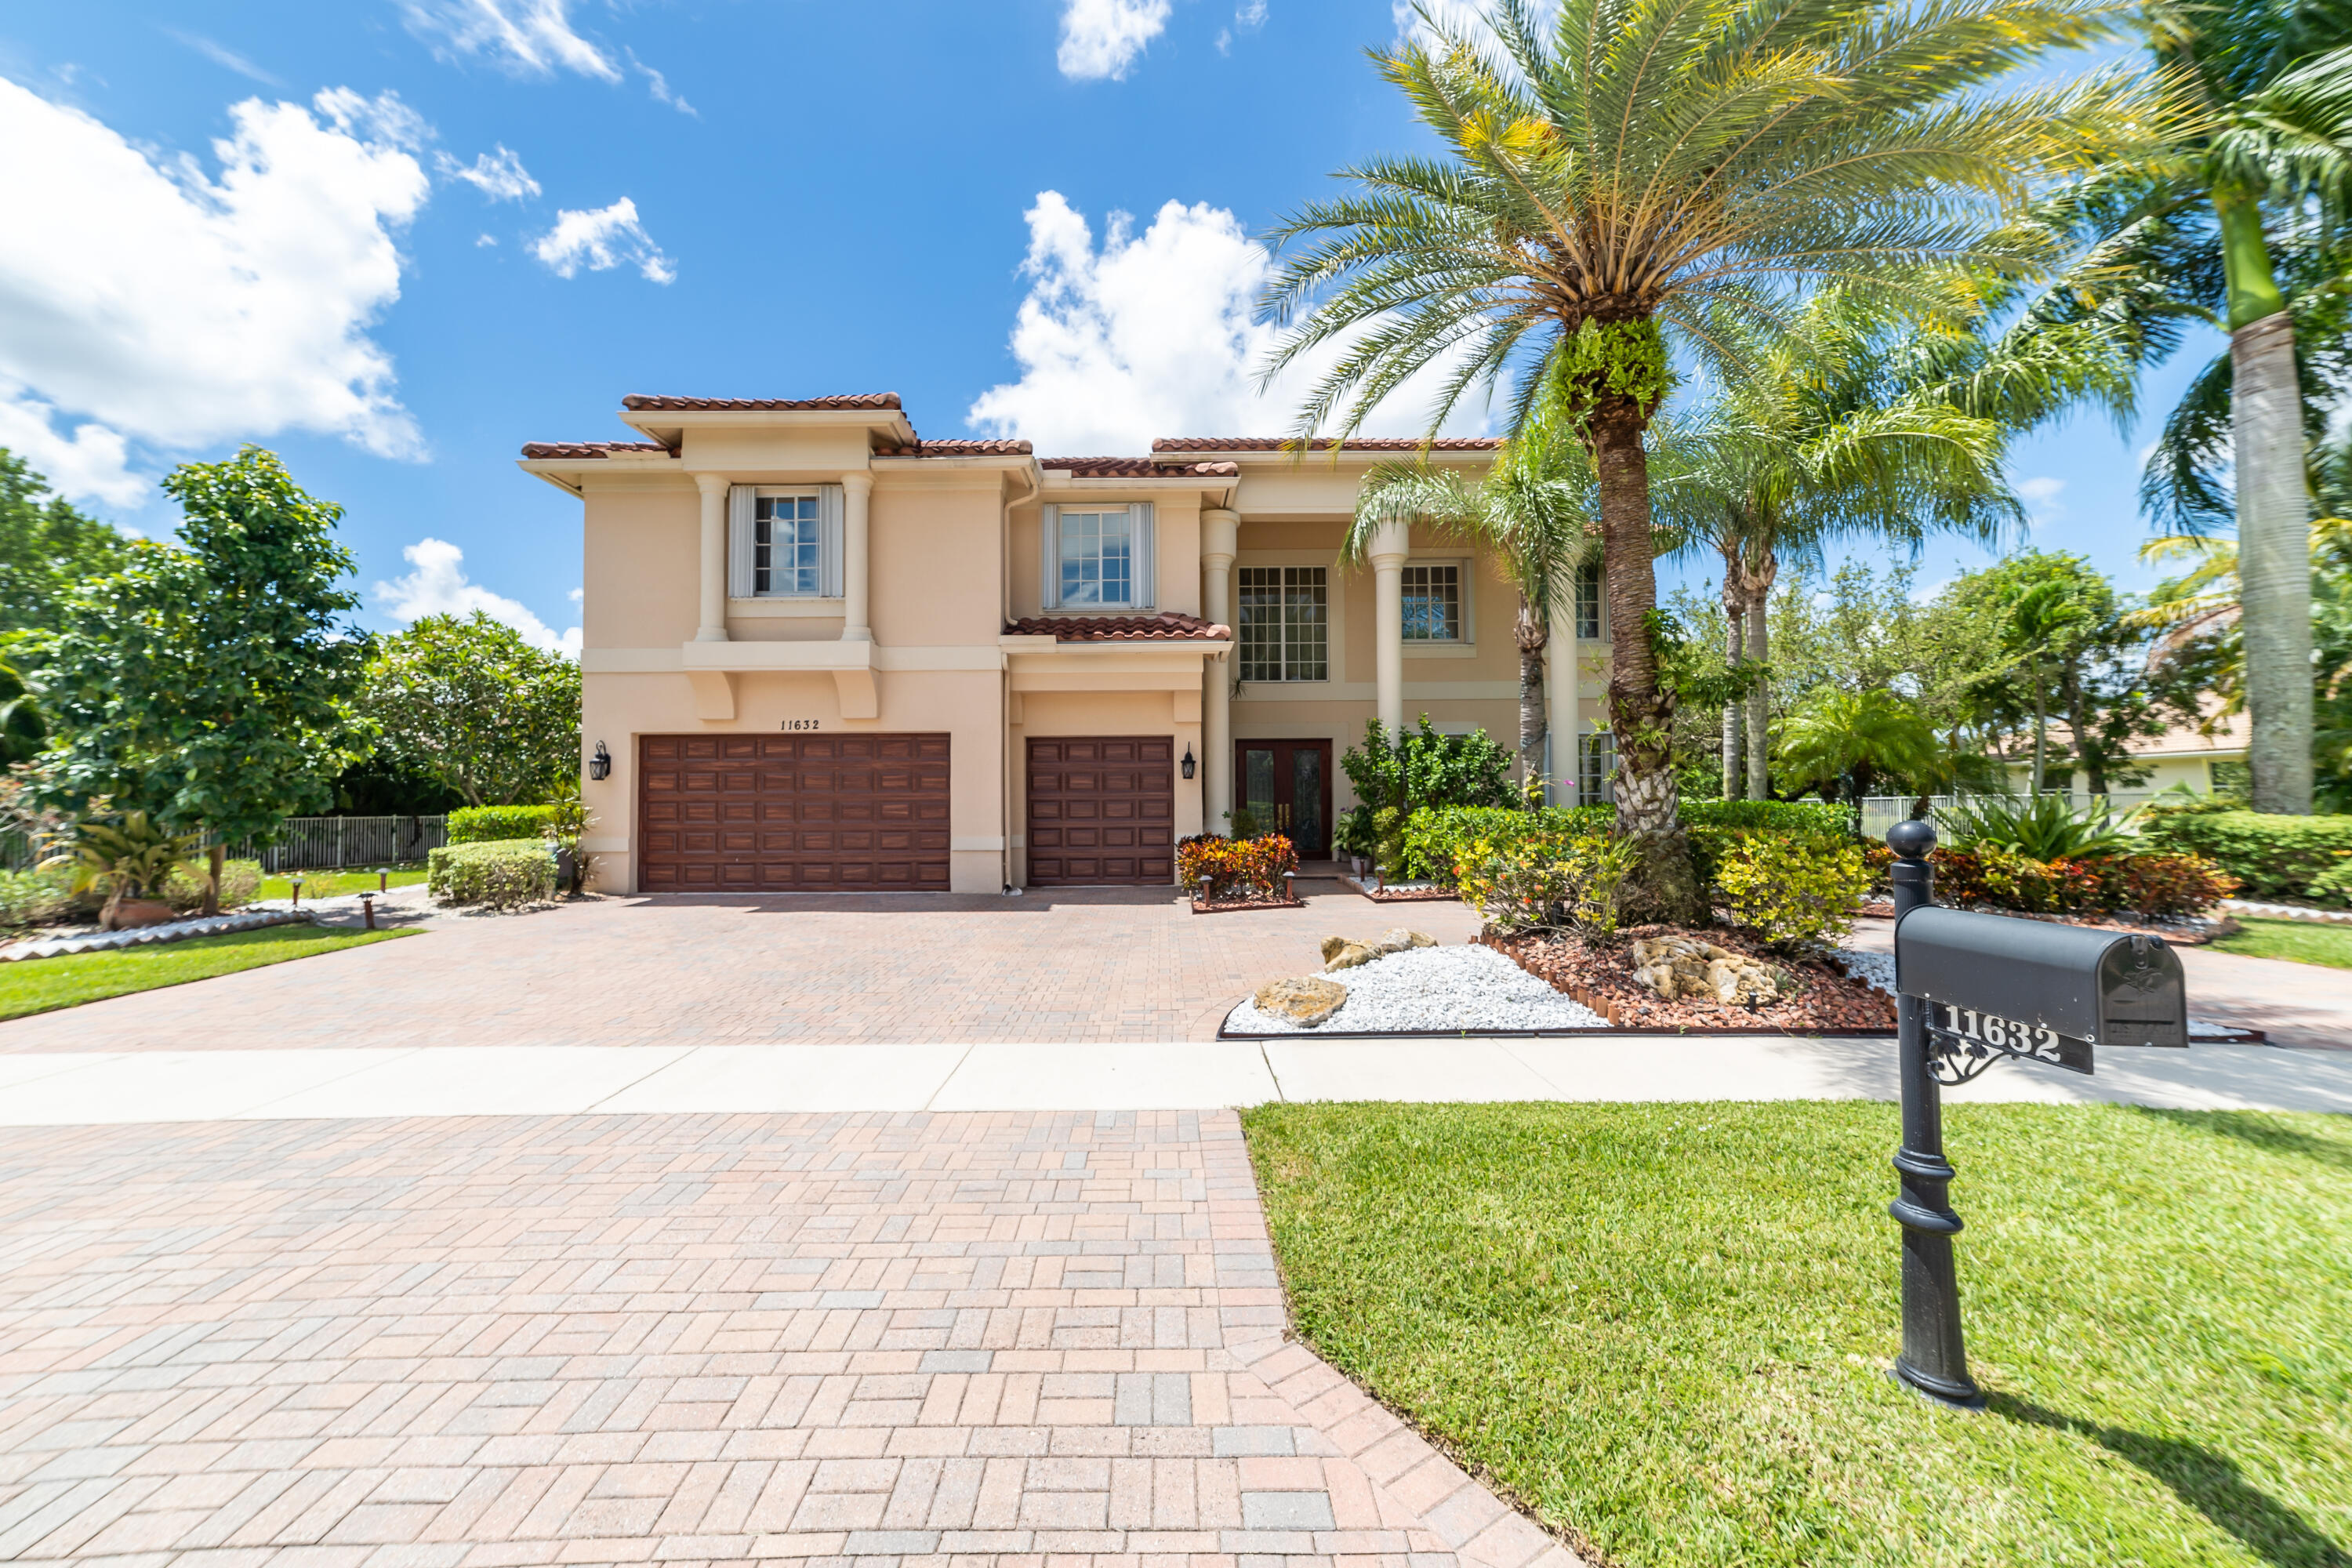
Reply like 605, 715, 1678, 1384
1368, 519, 1409, 736
1547, 595, 1579, 805
1201, 508, 1239, 833
841, 470, 873, 641
694, 472, 729, 643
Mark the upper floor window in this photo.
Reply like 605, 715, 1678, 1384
1238, 565, 1328, 682
1401, 563, 1462, 641
728, 485, 842, 599
1043, 503, 1155, 611
1574, 561, 1602, 640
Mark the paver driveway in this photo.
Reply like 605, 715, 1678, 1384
0, 891, 1480, 1053
0, 1109, 1579, 1568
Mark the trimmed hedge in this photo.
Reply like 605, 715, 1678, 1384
448, 804, 559, 844
427, 837, 557, 908
1404, 800, 1855, 886
2134, 809, 2352, 904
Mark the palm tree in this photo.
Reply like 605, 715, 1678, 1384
1347, 373, 1600, 793
1258, 0, 2158, 921
1775, 688, 1944, 826
1653, 296, 2022, 800
2013, 0, 2352, 812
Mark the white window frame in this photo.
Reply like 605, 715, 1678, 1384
1399, 557, 1471, 644
1041, 503, 1154, 611
1573, 561, 1604, 641
728, 485, 843, 601
1236, 563, 1331, 684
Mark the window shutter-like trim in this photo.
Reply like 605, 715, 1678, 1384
819, 485, 844, 600
1131, 503, 1154, 608
1040, 504, 1061, 610
727, 485, 755, 599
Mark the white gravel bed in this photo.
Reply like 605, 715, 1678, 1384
1225, 943, 1608, 1033
1835, 946, 1896, 996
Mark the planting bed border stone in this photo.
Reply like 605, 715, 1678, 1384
0, 909, 316, 963
1336, 875, 1462, 902
1853, 898, 2230, 942
1189, 891, 1303, 915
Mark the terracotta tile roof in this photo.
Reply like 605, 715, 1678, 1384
1151, 436, 1503, 452
621, 394, 903, 412
519, 441, 673, 459
874, 439, 1034, 456
1043, 456, 1241, 477
1005, 612, 1232, 642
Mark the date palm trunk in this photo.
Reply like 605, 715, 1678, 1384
1591, 397, 1703, 924
2220, 184, 2316, 814
1515, 597, 1548, 797
1719, 543, 1745, 800
1744, 556, 1775, 802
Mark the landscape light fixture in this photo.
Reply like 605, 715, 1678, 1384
1181, 745, 1196, 780
590, 741, 612, 781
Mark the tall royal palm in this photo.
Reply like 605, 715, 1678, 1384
1259, 0, 2158, 921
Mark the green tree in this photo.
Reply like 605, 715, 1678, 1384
0, 448, 131, 642
0, 661, 42, 768
1259, 0, 2153, 920
36, 447, 367, 911
1348, 373, 1599, 789
360, 612, 580, 808
1774, 688, 1944, 822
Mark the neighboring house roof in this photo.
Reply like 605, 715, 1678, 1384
620, 394, 902, 412
2003, 709, 2249, 766
1043, 457, 1242, 477
1005, 612, 1232, 642
1150, 436, 1503, 452
519, 441, 673, 459
875, 439, 1034, 456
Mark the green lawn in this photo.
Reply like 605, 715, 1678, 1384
0, 924, 416, 1019
1243, 1102, 2352, 1568
2211, 915, 2352, 971
258, 865, 430, 902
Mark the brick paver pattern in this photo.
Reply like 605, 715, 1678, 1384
0, 892, 1483, 1054
0, 1109, 1580, 1568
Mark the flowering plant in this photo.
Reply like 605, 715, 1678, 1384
1177, 833, 1299, 900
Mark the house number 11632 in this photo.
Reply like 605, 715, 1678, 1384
780, 719, 820, 731
1933, 1004, 2071, 1062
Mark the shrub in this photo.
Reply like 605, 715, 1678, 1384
1938, 793, 2137, 859
2134, 808, 2352, 902
1177, 834, 1299, 899
0, 864, 74, 928
2311, 859, 2352, 907
1929, 846, 2107, 915
1717, 833, 1871, 949
162, 859, 262, 913
2089, 851, 2238, 918
448, 804, 559, 844
428, 837, 557, 908
1453, 832, 1636, 936
1341, 718, 1518, 875
1407, 799, 1857, 891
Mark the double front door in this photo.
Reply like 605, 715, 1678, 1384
1236, 739, 1332, 858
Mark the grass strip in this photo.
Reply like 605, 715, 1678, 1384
2211, 915, 2352, 971
0, 924, 415, 1020
259, 865, 430, 902
1243, 1101, 2352, 1568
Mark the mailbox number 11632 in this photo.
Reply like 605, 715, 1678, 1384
1933, 1004, 2067, 1063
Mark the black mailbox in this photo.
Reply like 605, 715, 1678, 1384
1896, 906, 2189, 1073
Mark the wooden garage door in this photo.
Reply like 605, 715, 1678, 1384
1026, 737, 1175, 886
638, 733, 951, 891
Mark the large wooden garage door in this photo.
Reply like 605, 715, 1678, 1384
638, 733, 951, 891
1026, 737, 1175, 886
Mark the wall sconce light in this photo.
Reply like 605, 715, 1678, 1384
1181, 745, 1196, 780
589, 741, 612, 781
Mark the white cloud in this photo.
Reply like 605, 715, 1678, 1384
166, 30, 281, 85
2016, 474, 2065, 525
627, 49, 696, 116
438, 144, 540, 201
0, 80, 430, 505
967, 191, 1489, 454
1058, 0, 1171, 79
376, 537, 582, 657
399, 0, 619, 82
529, 197, 673, 283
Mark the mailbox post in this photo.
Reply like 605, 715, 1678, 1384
1886, 820, 1981, 1408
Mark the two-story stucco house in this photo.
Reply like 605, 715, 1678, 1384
521, 394, 1613, 895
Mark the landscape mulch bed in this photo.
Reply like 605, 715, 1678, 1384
1483, 924, 1897, 1033
1854, 900, 2230, 945
1336, 876, 1464, 903
1189, 893, 1303, 915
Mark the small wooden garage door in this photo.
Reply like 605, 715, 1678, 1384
638, 733, 951, 891
1026, 737, 1175, 886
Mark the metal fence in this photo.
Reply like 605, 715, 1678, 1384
228, 815, 448, 872
1858, 791, 2164, 844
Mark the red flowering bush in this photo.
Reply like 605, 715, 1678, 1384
1926, 846, 2234, 918
1177, 833, 1299, 900
2090, 851, 2238, 917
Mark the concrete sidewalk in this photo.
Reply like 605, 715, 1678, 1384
2, 1036, 2346, 1125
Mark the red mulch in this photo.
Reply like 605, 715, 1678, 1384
1190, 895, 1303, 915
1854, 901, 2227, 945
1338, 878, 1464, 903
1483, 924, 1897, 1032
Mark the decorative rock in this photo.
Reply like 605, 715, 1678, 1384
1319, 935, 1353, 963
1323, 942, 1378, 973
1253, 975, 1349, 1026
1372, 927, 1439, 955
1629, 935, 1786, 1004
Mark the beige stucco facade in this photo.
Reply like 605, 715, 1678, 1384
523, 395, 1610, 894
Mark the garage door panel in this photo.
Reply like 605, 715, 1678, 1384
639, 733, 952, 891
1025, 736, 1175, 887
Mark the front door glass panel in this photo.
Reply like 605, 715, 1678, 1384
1233, 740, 1332, 858
1290, 748, 1323, 855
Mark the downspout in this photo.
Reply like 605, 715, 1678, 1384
1001, 460, 1042, 891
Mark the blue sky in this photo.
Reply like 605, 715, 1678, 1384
0, 1, 2214, 652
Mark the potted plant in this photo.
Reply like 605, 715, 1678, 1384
41, 811, 203, 930
543, 779, 593, 895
